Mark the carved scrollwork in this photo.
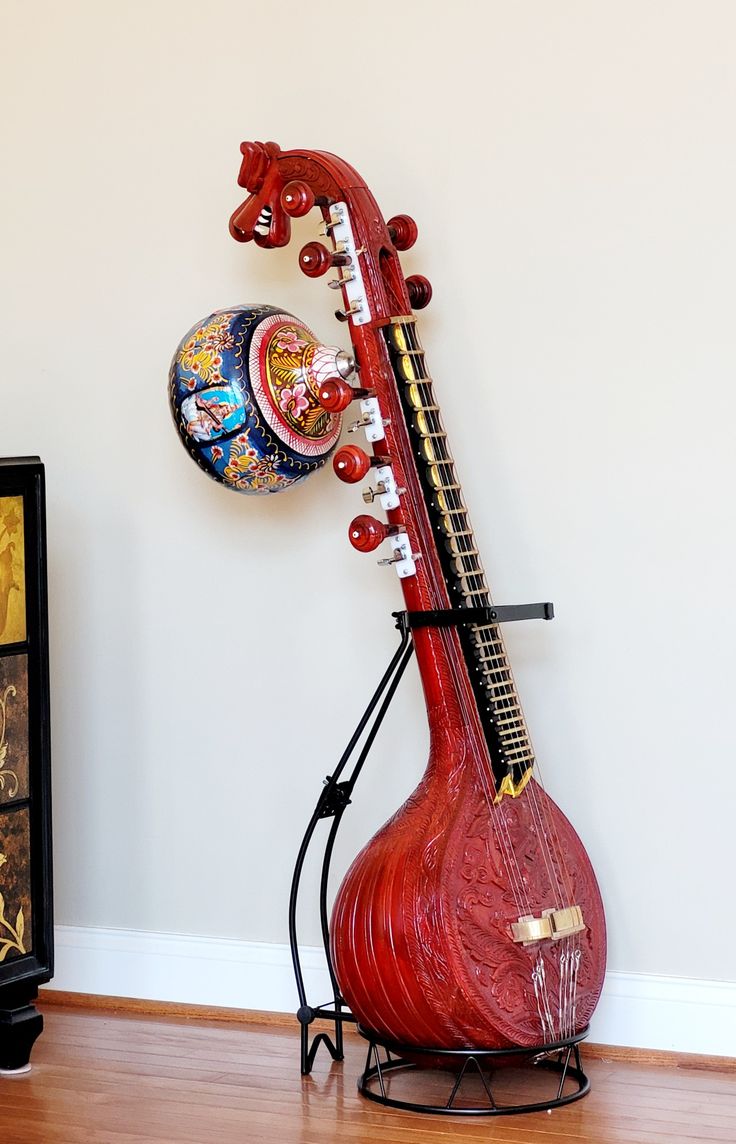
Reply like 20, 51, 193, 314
0, 684, 19, 799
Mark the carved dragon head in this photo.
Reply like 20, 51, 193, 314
229, 141, 292, 248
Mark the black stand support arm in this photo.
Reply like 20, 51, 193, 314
288, 601, 554, 1078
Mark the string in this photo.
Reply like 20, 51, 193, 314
400, 315, 583, 1036
395, 318, 557, 1027
396, 314, 586, 1037
399, 316, 567, 898
405, 316, 577, 903
397, 321, 532, 909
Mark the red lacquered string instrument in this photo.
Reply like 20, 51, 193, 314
229, 141, 606, 1051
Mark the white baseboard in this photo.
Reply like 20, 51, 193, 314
45, 925, 736, 1058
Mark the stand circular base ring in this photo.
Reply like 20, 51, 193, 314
357, 1025, 591, 1116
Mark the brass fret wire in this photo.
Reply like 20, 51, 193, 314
388, 315, 535, 787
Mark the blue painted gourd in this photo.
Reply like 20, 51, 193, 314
169, 305, 350, 493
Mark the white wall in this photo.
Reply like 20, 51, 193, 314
2, 0, 735, 1035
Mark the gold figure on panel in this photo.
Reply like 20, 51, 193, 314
0, 685, 19, 799
0, 496, 26, 645
0, 853, 26, 962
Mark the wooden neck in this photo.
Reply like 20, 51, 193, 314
385, 316, 534, 801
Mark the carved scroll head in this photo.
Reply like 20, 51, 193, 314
229, 140, 291, 248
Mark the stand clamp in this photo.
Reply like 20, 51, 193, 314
394, 601, 554, 631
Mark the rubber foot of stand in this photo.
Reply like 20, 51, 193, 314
0, 1063, 32, 1077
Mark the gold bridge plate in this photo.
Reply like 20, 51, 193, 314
511, 905, 585, 946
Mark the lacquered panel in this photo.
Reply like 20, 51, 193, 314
0, 655, 29, 805
0, 806, 32, 964
0, 496, 26, 646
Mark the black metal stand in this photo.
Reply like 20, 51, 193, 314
358, 1026, 590, 1116
288, 601, 590, 1118
288, 614, 414, 1076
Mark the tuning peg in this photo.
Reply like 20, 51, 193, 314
361, 483, 392, 504
318, 377, 371, 413
387, 214, 418, 251
348, 514, 399, 553
333, 445, 390, 484
334, 302, 363, 321
406, 274, 432, 309
281, 181, 315, 218
328, 272, 356, 289
299, 241, 351, 278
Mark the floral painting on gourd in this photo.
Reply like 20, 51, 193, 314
0, 496, 26, 646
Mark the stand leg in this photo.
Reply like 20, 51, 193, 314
289, 626, 414, 1075
0, 984, 43, 1073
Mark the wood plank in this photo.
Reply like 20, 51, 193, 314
0, 1004, 731, 1144
38, 990, 736, 1072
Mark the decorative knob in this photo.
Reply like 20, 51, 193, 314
318, 377, 371, 413
348, 514, 398, 553
281, 180, 315, 218
333, 446, 390, 483
299, 241, 351, 278
406, 274, 432, 309
387, 215, 418, 251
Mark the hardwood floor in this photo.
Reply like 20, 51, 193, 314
0, 1003, 734, 1143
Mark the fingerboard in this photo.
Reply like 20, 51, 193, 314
385, 316, 534, 801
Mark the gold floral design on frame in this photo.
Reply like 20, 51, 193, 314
0, 853, 26, 962
0, 684, 20, 800
0, 496, 26, 645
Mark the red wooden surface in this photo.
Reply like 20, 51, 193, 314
231, 142, 607, 1050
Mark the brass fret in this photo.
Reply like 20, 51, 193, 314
435, 505, 467, 517
498, 727, 529, 743
495, 713, 524, 727
415, 423, 447, 439
387, 315, 536, 801
455, 562, 484, 576
421, 438, 451, 463
428, 472, 460, 490
503, 745, 534, 759
441, 525, 474, 538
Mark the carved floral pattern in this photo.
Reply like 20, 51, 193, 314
331, 641, 606, 1051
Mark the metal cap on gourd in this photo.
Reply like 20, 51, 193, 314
168, 305, 352, 494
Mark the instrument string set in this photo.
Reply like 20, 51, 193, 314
397, 317, 583, 1044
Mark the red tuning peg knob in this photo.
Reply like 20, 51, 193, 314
333, 445, 390, 483
281, 180, 315, 217
348, 514, 398, 553
318, 377, 371, 413
387, 214, 418, 251
406, 274, 433, 309
299, 241, 351, 278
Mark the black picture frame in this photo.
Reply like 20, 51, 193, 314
0, 457, 53, 1070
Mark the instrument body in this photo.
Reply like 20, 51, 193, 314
228, 142, 606, 1049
